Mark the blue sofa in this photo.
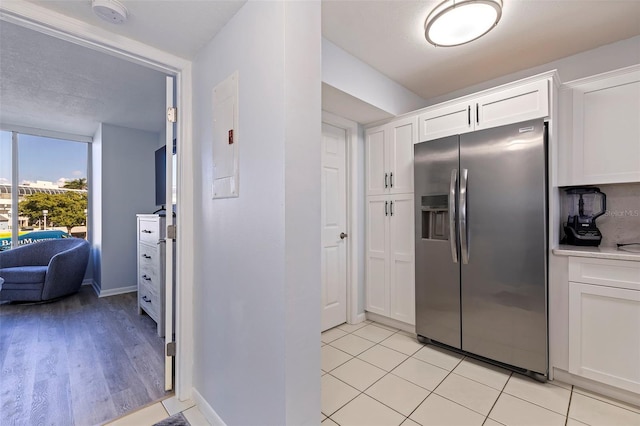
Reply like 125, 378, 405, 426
0, 238, 90, 302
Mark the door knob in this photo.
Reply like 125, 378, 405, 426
340, 232, 348, 240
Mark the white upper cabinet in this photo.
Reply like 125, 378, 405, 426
388, 119, 416, 194
559, 65, 640, 185
475, 79, 549, 131
366, 127, 387, 195
418, 74, 552, 142
417, 100, 473, 142
366, 116, 417, 196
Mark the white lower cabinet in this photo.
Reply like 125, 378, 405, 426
568, 257, 640, 394
366, 193, 415, 325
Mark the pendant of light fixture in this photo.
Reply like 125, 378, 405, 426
425, 0, 503, 47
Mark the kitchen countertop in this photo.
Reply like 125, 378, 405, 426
553, 245, 640, 262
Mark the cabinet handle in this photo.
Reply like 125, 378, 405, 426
476, 103, 479, 124
384, 173, 388, 188
142, 229, 152, 234
390, 172, 393, 188
385, 201, 388, 216
468, 105, 471, 126
142, 254, 151, 259
142, 274, 151, 281
142, 295, 151, 303
390, 200, 394, 216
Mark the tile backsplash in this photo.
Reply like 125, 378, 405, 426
593, 183, 640, 248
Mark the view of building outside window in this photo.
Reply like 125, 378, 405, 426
0, 130, 88, 250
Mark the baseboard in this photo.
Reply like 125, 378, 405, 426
350, 313, 366, 324
99, 285, 137, 298
82, 279, 101, 297
552, 368, 640, 407
365, 312, 416, 334
192, 388, 226, 426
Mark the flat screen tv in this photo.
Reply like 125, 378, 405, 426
155, 145, 166, 207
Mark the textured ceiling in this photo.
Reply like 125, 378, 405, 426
22, 0, 247, 59
322, 0, 640, 101
0, 20, 167, 136
3, 1, 640, 134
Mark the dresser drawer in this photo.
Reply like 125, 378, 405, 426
139, 282, 160, 321
139, 264, 161, 293
138, 242, 160, 270
138, 218, 161, 244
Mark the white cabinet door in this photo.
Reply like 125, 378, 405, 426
388, 194, 415, 325
388, 118, 416, 195
569, 282, 640, 394
366, 126, 387, 196
418, 78, 550, 142
366, 118, 417, 196
366, 196, 389, 316
475, 79, 549, 131
365, 194, 416, 325
418, 100, 472, 142
572, 68, 640, 184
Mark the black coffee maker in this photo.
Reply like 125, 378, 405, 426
563, 187, 606, 246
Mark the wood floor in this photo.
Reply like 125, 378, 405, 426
0, 286, 169, 425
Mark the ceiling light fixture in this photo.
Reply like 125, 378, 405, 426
424, 0, 502, 47
92, 0, 128, 25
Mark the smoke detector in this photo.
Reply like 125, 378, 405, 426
92, 0, 128, 24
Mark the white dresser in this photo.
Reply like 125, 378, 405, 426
136, 214, 166, 337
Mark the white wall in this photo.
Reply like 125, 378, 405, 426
323, 38, 428, 116
191, 2, 320, 424
357, 125, 366, 314
91, 123, 158, 294
425, 35, 640, 106
90, 125, 102, 289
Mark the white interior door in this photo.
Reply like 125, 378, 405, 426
321, 122, 348, 331
164, 75, 175, 391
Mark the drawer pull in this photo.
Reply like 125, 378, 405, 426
142, 230, 153, 234
142, 295, 151, 303
142, 254, 151, 259
142, 275, 151, 281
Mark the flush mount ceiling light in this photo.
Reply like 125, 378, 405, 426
425, 0, 503, 47
92, 0, 128, 24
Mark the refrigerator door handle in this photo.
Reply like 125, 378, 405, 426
449, 169, 458, 263
460, 168, 470, 264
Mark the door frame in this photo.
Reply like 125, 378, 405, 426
322, 111, 362, 324
0, 2, 195, 399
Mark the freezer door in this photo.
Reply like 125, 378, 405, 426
414, 135, 461, 348
459, 119, 547, 374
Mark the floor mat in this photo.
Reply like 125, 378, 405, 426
153, 412, 190, 426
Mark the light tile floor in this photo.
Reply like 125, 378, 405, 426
106, 396, 210, 426
322, 321, 640, 426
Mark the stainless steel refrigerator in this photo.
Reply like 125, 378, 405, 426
414, 119, 548, 376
